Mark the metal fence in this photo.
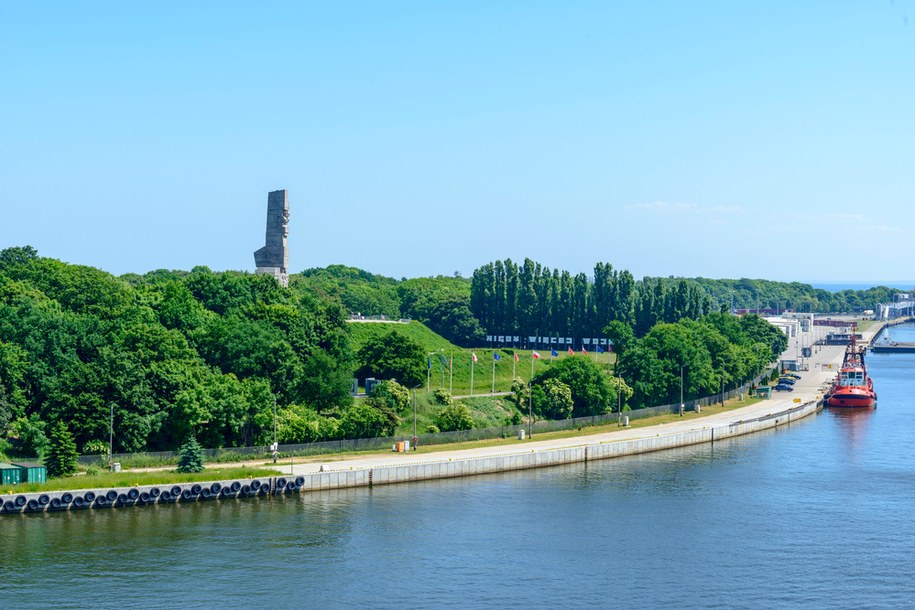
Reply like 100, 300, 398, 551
77, 367, 776, 466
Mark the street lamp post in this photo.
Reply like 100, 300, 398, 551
528, 383, 533, 438
109, 402, 114, 470
273, 394, 278, 464
617, 374, 622, 426
680, 366, 685, 416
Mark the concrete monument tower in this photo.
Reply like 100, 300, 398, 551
254, 189, 289, 287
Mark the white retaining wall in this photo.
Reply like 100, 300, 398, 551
2, 400, 822, 514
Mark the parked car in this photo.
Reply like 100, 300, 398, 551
774, 383, 794, 391
782, 373, 802, 380
778, 377, 796, 385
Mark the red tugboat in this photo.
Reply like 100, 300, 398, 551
827, 334, 877, 408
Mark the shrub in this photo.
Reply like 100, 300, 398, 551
435, 403, 474, 432
425, 424, 440, 434
83, 439, 108, 457
432, 389, 453, 406
370, 380, 411, 413
340, 401, 398, 438
510, 377, 529, 408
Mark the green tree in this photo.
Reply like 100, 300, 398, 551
297, 350, 354, 413
603, 320, 635, 357
428, 299, 486, 347
532, 356, 615, 417
510, 377, 530, 409
9, 414, 48, 457
531, 378, 573, 420
356, 330, 425, 387
275, 404, 339, 443
177, 435, 205, 473
435, 402, 474, 432
45, 421, 78, 477
339, 401, 398, 438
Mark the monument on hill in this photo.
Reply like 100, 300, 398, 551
253, 189, 289, 287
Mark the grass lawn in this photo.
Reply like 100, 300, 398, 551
299, 396, 763, 462
347, 319, 617, 395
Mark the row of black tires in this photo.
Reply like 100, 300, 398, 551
0, 476, 307, 513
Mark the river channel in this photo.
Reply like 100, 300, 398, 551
3, 326, 915, 608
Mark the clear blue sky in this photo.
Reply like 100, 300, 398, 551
2, 1, 915, 284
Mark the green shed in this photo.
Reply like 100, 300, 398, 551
13, 462, 47, 484
0, 463, 22, 486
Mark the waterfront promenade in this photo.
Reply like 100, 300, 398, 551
277, 320, 867, 483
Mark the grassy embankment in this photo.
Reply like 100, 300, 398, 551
347, 320, 617, 397
348, 320, 620, 434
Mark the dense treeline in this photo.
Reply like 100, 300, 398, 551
618, 313, 788, 409
470, 260, 637, 337
292, 261, 898, 347
0, 245, 894, 462
469, 258, 900, 339
0, 247, 367, 456
689, 278, 900, 314
470, 259, 713, 337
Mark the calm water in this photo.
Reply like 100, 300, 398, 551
4, 329, 915, 608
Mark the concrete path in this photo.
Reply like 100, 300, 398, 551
272, 320, 871, 478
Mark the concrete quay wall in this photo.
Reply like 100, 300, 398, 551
327, 399, 822, 489
1, 400, 822, 514
0, 476, 306, 515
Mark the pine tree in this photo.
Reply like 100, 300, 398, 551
46, 421, 78, 478
177, 435, 205, 473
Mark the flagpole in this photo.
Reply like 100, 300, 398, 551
470, 355, 475, 396
449, 352, 453, 395
491, 356, 495, 396
426, 355, 430, 393
529, 352, 537, 438
512, 353, 517, 380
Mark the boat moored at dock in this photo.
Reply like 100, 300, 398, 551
827, 333, 877, 409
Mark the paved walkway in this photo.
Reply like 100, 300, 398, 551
273, 318, 871, 477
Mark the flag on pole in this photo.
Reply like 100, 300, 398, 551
608, 344, 613, 353
596, 345, 604, 353
532, 351, 541, 359
427, 356, 431, 371
493, 352, 501, 361
551, 348, 559, 357
439, 354, 447, 370
472, 352, 478, 363
581, 347, 588, 355
514, 352, 520, 362
568, 347, 574, 355
450, 355, 453, 369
